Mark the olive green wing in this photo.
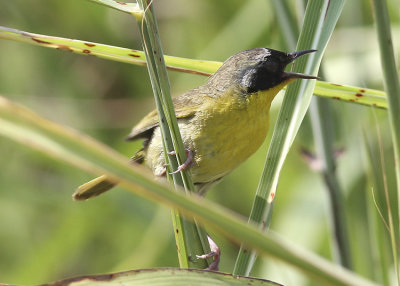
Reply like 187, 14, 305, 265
74, 88, 210, 201
126, 88, 206, 141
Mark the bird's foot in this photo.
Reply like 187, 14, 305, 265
196, 234, 221, 271
168, 149, 194, 174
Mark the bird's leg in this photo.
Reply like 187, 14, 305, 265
196, 234, 221, 271
168, 149, 194, 174
167, 150, 221, 270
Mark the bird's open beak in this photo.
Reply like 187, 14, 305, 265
283, 49, 319, 80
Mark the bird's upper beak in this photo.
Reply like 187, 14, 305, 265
283, 49, 318, 80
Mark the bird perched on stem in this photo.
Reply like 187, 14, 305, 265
74, 48, 317, 200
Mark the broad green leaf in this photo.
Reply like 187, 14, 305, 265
0, 96, 378, 286
0, 26, 387, 109
37, 268, 282, 286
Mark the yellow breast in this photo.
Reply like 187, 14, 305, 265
182, 82, 289, 183
146, 82, 288, 184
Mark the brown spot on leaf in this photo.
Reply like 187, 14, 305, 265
116, 1, 127, 4
129, 53, 140, 58
331, 83, 343, 87
83, 49, 91, 54
333, 96, 341, 100
262, 220, 267, 229
84, 43, 96, 47
359, 89, 366, 93
56, 45, 73, 52
269, 193, 275, 201
355, 93, 363, 97
32, 37, 51, 45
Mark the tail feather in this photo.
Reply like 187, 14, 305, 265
74, 147, 146, 201
73, 175, 117, 201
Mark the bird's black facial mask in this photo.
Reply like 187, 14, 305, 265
240, 48, 317, 93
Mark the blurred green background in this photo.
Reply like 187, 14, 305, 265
0, 0, 399, 285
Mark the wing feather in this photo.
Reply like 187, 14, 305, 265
126, 87, 208, 141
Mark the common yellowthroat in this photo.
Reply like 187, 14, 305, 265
74, 48, 316, 200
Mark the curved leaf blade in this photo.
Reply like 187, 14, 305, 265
0, 26, 387, 108
0, 26, 220, 76
234, 0, 347, 276
0, 96, 378, 286
87, 0, 141, 14
38, 268, 282, 286
314, 81, 387, 109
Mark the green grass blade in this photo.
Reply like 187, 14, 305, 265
87, 0, 141, 14
271, 0, 299, 50
234, 0, 346, 276
133, 1, 210, 269
0, 26, 387, 109
371, 1, 400, 282
309, 96, 352, 268
364, 129, 393, 286
38, 268, 282, 286
0, 96, 379, 286
314, 81, 387, 109
0, 26, 219, 76
272, 0, 352, 270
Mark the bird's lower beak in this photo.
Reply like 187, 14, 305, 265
283, 49, 318, 80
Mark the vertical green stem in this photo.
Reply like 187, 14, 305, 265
309, 96, 352, 269
233, 0, 345, 276
134, 0, 210, 269
276, 0, 353, 269
371, 0, 400, 283
364, 131, 391, 286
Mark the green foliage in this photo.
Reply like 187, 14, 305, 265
0, 1, 399, 285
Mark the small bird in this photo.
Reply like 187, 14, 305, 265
74, 48, 316, 200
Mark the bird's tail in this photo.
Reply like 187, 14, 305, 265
73, 148, 146, 201
73, 175, 117, 201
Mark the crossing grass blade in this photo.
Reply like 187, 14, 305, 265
87, 0, 140, 14
272, 0, 352, 270
0, 26, 387, 108
0, 26, 219, 76
132, 0, 211, 269
0, 95, 379, 286
233, 0, 346, 276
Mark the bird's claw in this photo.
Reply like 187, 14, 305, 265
168, 149, 193, 174
196, 234, 221, 271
